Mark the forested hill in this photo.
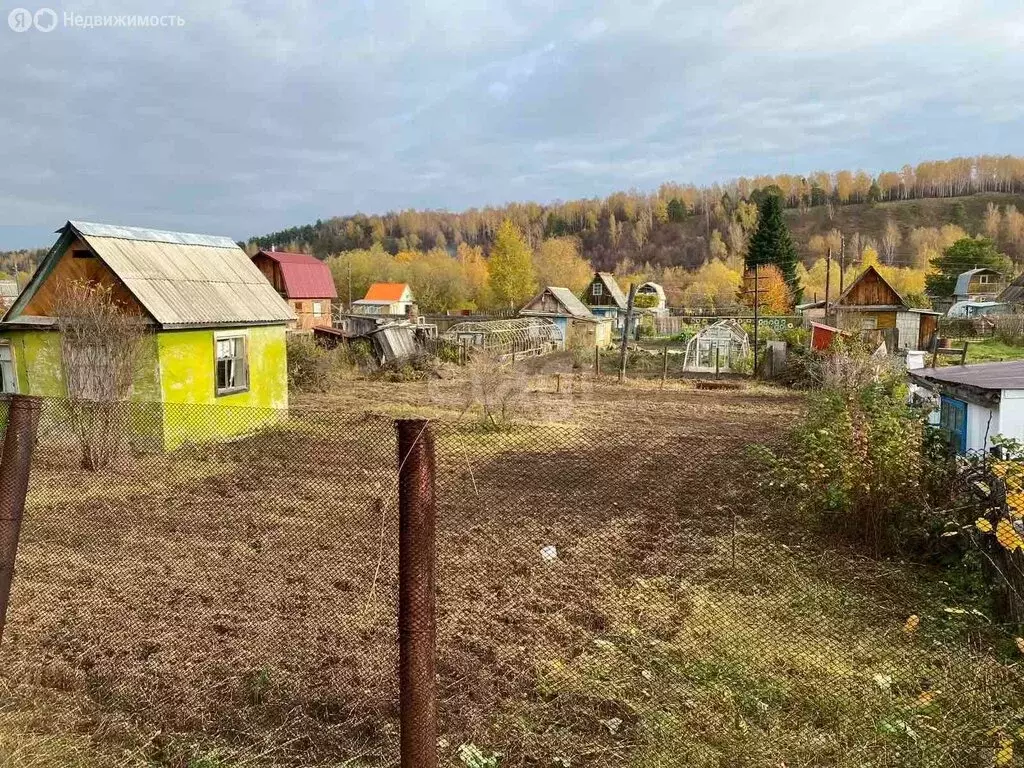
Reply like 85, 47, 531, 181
248, 155, 1024, 270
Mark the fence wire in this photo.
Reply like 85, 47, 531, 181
0, 397, 1022, 768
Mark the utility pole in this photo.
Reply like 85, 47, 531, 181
347, 259, 353, 310
752, 265, 760, 377
617, 283, 637, 384
824, 246, 833, 319
838, 232, 847, 295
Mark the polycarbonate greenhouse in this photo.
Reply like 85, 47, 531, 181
683, 319, 750, 373
442, 317, 564, 359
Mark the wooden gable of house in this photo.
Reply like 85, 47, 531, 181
21, 232, 147, 319
525, 288, 568, 315
835, 266, 905, 310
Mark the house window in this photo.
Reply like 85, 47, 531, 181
312, 301, 323, 317
215, 335, 248, 395
0, 344, 16, 394
978, 274, 991, 284
860, 317, 878, 330
939, 396, 968, 454
592, 283, 603, 297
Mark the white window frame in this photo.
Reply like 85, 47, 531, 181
214, 333, 248, 396
592, 283, 603, 297
978, 274, 991, 284
312, 301, 323, 317
0, 343, 17, 395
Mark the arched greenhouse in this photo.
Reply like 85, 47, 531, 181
683, 320, 750, 373
442, 317, 564, 360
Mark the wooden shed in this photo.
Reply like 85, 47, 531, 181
832, 265, 940, 351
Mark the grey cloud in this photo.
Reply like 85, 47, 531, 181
0, 0, 1022, 249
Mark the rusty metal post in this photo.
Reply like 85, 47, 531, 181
594, 345, 600, 377
396, 419, 438, 768
0, 395, 42, 648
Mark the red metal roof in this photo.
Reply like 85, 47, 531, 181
256, 250, 337, 299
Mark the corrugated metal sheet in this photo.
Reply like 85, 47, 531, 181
70, 220, 239, 249
546, 287, 594, 319
365, 283, 410, 302
0, 280, 19, 301
73, 225, 294, 328
256, 251, 338, 299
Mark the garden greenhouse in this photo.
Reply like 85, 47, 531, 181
683, 320, 750, 373
442, 317, 564, 360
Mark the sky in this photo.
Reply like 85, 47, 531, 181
1, 0, 1023, 250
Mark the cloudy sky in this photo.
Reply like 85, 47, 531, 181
1, 0, 1022, 249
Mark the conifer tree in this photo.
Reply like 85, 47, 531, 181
746, 191, 800, 301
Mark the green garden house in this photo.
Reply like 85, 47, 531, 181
0, 221, 294, 448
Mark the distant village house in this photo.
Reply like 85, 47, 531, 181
251, 249, 337, 330
583, 272, 628, 331
831, 265, 940, 351
521, 286, 612, 348
352, 283, 415, 315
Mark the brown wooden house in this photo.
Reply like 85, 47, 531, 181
252, 250, 337, 330
582, 272, 628, 330
832, 265, 940, 351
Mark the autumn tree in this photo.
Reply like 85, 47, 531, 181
746, 191, 800, 301
681, 260, 741, 311
740, 264, 792, 314
488, 219, 537, 309
457, 243, 491, 310
925, 237, 1012, 298
881, 220, 902, 264
532, 237, 591, 294
984, 202, 1003, 241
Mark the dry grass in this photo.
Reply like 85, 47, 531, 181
0, 375, 1020, 767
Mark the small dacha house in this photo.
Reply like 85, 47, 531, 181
911, 361, 1024, 454
953, 268, 1005, 304
252, 249, 337, 329
583, 272, 628, 330
352, 282, 415, 315
0, 221, 294, 447
832, 265, 940, 351
521, 286, 612, 348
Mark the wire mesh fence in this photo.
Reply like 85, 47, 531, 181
1, 396, 1023, 767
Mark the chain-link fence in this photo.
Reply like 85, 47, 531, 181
1, 396, 1022, 767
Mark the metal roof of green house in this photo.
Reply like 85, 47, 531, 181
5, 221, 294, 329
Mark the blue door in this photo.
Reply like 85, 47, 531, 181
939, 396, 968, 454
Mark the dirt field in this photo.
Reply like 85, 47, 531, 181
1, 374, 1021, 767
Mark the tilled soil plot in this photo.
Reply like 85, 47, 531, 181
1, 382, 801, 766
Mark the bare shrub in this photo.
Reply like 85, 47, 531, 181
462, 351, 528, 430
286, 333, 353, 392
990, 315, 1024, 345
53, 280, 150, 470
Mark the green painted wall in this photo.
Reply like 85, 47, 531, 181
0, 325, 288, 450
157, 325, 288, 448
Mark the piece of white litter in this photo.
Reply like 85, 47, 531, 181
540, 545, 558, 562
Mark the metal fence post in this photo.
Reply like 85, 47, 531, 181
0, 395, 42, 648
396, 419, 438, 768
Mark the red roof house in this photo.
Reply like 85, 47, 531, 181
252, 250, 337, 329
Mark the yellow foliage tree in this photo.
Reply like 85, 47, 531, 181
681, 260, 741, 310
532, 237, 592, 294
740, 264, 792, 314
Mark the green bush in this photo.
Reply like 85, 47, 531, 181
754, 363, 936, 555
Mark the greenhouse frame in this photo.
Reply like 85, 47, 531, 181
442, 317, 564, 360
682, 320, 750, 373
